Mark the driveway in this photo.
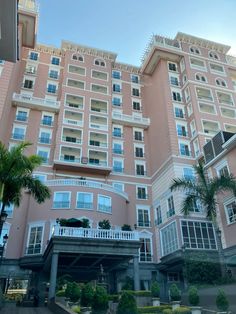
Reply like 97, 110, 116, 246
1, 303, 53, 313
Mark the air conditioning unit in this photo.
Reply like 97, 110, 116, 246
81, 157, 88, 164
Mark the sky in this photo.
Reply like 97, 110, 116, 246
37, 0, 236, 66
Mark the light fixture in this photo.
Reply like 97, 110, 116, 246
1, 211, 8, 223
3, 234, 8, 245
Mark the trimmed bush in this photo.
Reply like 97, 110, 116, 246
92, 286, 108, 313
163, 310, 173, 314
173, 307, 191, 314
72, 305, 81, 313
56, 290, 66, 297
65, 282, 81, 302
151, 281, 160, 298
188, 286, 199, 306
170, 284, 181, 302
98, 219, 111, 229
117, 291, 138, 314
121, 224, 132, 231
122, 290, 151, 297
216, 289, 229, 312
80, 283, 94, 307
137, 305, 171, 313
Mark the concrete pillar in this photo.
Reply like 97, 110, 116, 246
133, 255, 140, 291
48, 252, 59, 301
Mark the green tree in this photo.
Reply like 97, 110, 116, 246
98, 219, 111, 230
0, 142, 51, 237
80, 283, 94, 307
170, 161, 236, 275
92, 286, 108, 313
65, 282, 81, 302
216, 289, 229, 312
117, 291, 137, 314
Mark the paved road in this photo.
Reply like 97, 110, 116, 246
0, 303, 53, 313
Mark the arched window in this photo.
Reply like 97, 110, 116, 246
195, 73, 207, 82
190, 46, 201, 55
215, 78, 227, 87
72, 53, 84, 62
209, 51, 219, 60
94, 59, 106, 67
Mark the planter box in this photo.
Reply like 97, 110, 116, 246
172, 301, 181, 310
191, 306, 202, 314
152, 297, 160, 306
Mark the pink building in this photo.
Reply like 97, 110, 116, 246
0, 1, 236, 301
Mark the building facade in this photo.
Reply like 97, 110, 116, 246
0, 0, 236, 301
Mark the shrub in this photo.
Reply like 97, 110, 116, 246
163, 310, 173, 314
81, 218, 90, 228
72, 305, 81, 313
151, 281, 160, 298
92, 286, 108, 312
173, 307, 191, 314
121, 276, 134, 290
56, 290, 66, 297
137, 305, 171, 313
117, 291, 138, 314
122, 290, 151, 297
216, 289, 229, 312
121, 224, 132, 231
188, 286, 199, 306
57, 274, 73, 290
98, 219, 111, 230
108, 294, 119, 302
80, 283, 94, 307
170, 284, 181, 302
65, 282, 81, 302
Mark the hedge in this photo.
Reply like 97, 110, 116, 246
137, 305, 171, 313
122, 290, 152, 297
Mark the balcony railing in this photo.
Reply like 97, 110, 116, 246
138, 221, 151, 227
12, 93, 60, 111
41, 119, 53, 126
38, 137, 51, 144
15, 115, 28, 122
60, 155, 81, 163
52, 226, 139, 241
63, 118, 83, 126
25, 245, 41, 255
140, 253, 153, 262
76, 202, 93, 209
62, 136, 82, 144
12, 133, 25, 140
52, 201, 70, 209
112, 112, 150, 128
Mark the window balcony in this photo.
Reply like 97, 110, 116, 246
76, 202, 93, 209
62, 136, 82, 144
12, 133, 25, 140
140, 253, 153, 262
25, 245, 41, 255
38, 137, 51, 144
65, 95, 83, 110
90, 99, 107, 114
155, 218, 162, 226
98, 204, 112, 213
137, 194, 148, 200
52, 201, 70, 209
112, 131, 123, 138
15, 114, 28, 122
63, 116, 83, 127
113, 167, 124, 173
138, 220, 151, 227
12, 93, 60, 112
112, 148, 124, 154
60, 155, 81, 163
167, 210, 175, 218
112, 112, 150, 129
136, 170, 147, 176
89, 140, 108, 148
41, 118, 53, 126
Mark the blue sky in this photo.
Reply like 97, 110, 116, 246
37, 0, 236, 66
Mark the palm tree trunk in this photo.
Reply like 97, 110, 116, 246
0, 203, 6, 239
215, 226, 227, 277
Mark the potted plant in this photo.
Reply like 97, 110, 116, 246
151, 281, 160, 306
80, 283, 94, 314
121, 224, 132, 231
188, 286, 201, 314
98, 219, 111, 230
170, 284, 181, 310
216, 289, 229, 314
81, 218, 90, 228
117, 291, 138, 314
91, 286, 108, 314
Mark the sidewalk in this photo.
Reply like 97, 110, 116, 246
0, 303, 53, 313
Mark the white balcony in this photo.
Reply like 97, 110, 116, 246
52, 226, 139, 241
12, 93, 60, 112
112, 112, 150, 128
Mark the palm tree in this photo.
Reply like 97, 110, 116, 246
170, 161, 236, 276
0, 142, 51, 237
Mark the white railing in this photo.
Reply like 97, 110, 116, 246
226, 55, 236, 67
18, 0, 39, 13
53, 226, 139, 241
112, 112, 150, 127
12, 93, 60, 110
141, 35, 182, 64
63, 118, 83, 126
46, 179, 129, 200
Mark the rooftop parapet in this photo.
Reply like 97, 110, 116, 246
18, 0, 39, 13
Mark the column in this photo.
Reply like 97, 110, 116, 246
133, 255, 140, 291
48, 252, 59, 301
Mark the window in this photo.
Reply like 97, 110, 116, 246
181, 220, 217, 250
140, 238, 152, 262
137, 208, 150, 227
94, 59, 105, 67
16, 110, 28, 122
174, 107, 184, 119
113, 142, 123, 154
23, 79, 34, 89
98, 195, 111, 213
168, 273, 179, 282
72, 54, 83, 62
112, 71, 121, 79
168, 63, 177, 72
156, 205, 162, 225
112, 97, 121, 106
12, 127, 25, 140
113, 126, 122, 137
47, 83, 57, 94
37, 148, 49, 163
25, 65, 36, 74
112, 182, 124, 192
131, 75, 139, 84
0, 203, 14, 218
29, 52, 38, 61
53, 192, 70, 209
26, 225, 43, 255
190, 46, 200, 55
177, 125, 187, 137
196, 87, 213, 101
39, 131, 51, 144
137, 187, 147, 199
76, 192, 93, 209
209, 51, 219, 60
135, 147, 144, 158
134, 130, 143, 141
41, 114, 53, 126
225, 200, 236, 224
195, 74, 206, 82
210, 63, 224, 74
161, 221, 178, 256
180, 143, 190, 156
216, 78, 227, 87
33, 173, 47, 183
136, 164, 145, 176
51, 57, 60, 65
216, 91, 233, 106
132, 88, 140, 97
172, 91, 182, 102
167, 196, 175, 217
190, 58, 206, 70
170, 76, 179, 86
49, 70, 59, 79
183, 167, 194, 181
113, 159, 123, 173
133, 101, 141, 111
113, 83, 121, 92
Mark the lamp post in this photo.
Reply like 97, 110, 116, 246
181, 244, 188, 290
0, 234, 8, 263
0, 211, 8, 239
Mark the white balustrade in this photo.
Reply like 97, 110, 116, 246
12, 93, 60, 110
53, 226, 139, 241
